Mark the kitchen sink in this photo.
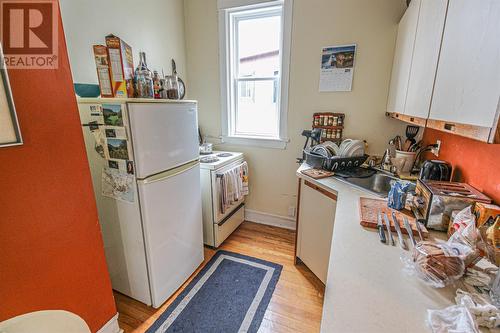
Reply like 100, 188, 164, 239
335, 172, 399, 198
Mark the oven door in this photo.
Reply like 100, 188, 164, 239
212, 159, 246, 223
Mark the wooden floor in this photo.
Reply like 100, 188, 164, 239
114, 222, 325, 332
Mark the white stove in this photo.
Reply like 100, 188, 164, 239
199, 150, 246, 247
199, 151, 244, 170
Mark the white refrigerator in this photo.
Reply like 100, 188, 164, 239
78, 98, 203, 308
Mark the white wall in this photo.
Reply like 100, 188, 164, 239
184, 0, 407, 223
60, 0, 187, 85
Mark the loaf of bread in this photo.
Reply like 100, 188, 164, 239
412, 241, 464, 285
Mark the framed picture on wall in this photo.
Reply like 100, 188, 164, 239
0, 44, 22, 147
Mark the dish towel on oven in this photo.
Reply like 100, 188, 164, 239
219, 162, 249, 214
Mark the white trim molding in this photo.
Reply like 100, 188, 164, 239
245, 208, 296, 230
97, 313, 122, 333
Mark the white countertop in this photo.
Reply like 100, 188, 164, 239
296, 164, 458, 333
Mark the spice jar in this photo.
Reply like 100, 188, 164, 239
314, 115, 320, 126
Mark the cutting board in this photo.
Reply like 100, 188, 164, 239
300, 168, 334, 179
359, 197, 429, 238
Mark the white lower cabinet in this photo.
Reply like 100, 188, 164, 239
296, 180, 337, 284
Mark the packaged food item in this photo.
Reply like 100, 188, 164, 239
474, 202, 500, 228
486, 216, 500, 265
105, 34, 134, 98
407, 241, 465, 288
92, 45, 113, 98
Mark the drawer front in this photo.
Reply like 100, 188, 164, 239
215, 204, 245, 247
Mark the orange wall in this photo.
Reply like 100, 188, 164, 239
0, 8, 116, 333
423, 128, 500, 204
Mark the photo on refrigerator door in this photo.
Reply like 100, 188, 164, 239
102, 104, 124, 126
101, 167, 134, 203
106, 138, 130, 160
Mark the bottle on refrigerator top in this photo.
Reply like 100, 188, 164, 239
153, 71, 162, 99
134, 52, 154, 98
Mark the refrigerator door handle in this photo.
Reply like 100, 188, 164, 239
139, 161, 199, 185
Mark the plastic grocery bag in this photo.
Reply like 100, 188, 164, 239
402, 241, 465, 288
387, 181, 411, 210
427, 305, 479, 333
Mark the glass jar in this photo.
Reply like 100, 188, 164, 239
165, 75, 180, 99
134, 52, 154, 98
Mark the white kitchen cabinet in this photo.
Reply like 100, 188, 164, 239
428, 0, 500, 142
386, 0, 420, 116
404, 0, 447, 120
296, 180, 336, 284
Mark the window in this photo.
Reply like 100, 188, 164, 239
219, 0, 292, 148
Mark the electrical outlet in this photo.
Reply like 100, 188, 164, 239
431, 140, 441, 157
288, 206, 296, 218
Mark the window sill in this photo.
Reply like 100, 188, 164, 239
221, 135, 289, 149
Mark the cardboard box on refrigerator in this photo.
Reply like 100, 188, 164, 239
93, 45, 113, 98
105, 35, 135, 98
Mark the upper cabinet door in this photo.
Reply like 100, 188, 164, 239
387, 0, 421, 114
404, 0, 448, 119
429, 0, 500, 129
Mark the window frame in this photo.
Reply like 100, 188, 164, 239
218, 0, 292, 149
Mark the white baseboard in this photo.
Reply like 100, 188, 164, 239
97, 313, 122, 333
245, 209, 296, 230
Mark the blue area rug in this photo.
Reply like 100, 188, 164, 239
146, 250, 282, 333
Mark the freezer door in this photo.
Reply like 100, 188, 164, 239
128, 102, 199, 179
137, 161, 204, 308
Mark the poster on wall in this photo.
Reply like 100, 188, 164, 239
319, 44, 357, 92
0, 45, 22, 147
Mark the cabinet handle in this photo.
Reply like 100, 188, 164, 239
444, 123, 456, 131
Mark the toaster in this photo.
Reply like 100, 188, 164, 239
414, 180, 491, 231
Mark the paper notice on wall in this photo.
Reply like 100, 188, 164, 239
102, 167, 135, 203
319, 44, 356, 92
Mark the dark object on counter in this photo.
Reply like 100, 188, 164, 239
419, 160, 452, 181
403, 125, 419, 151
414, 180, 492, 231
297, 129, 322, 163
377, 211, 386, 244
303, 147, 368, 171
334, 167, 376, 179
74, 83, 100, 97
